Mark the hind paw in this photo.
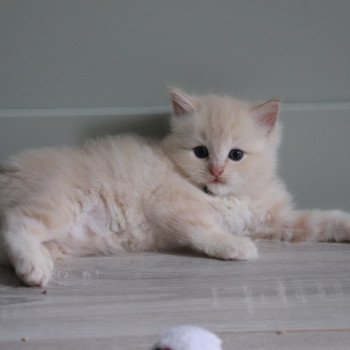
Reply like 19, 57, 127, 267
13, 253, 53, 287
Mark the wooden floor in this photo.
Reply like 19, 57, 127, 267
1, 241, 350, 349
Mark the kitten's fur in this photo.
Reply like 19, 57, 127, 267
0, 88, 349, 286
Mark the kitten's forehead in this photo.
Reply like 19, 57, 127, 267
194, 95, 260, 146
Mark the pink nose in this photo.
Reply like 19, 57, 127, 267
209, 166, 224, 177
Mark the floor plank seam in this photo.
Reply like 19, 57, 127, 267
219, 328, 350, 335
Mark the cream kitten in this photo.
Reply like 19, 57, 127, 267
164, 89, 350, 243
0, 88, 349, 287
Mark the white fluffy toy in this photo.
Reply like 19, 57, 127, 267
151, 325, 223, 350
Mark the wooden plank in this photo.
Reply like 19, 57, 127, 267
1, 332, 350, 350
1, 242, 350, 349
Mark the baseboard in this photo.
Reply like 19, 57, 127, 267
1, 101, 350, 119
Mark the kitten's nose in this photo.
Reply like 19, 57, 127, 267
209, 165, 224, 177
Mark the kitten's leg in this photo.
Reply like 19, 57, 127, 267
252, 208, 350, 242
146, 187, 257, 260
2, 212, 54, 286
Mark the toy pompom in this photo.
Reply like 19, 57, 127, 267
151, 325, 222, 350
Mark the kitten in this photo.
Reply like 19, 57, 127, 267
164, 89, 350, 243
0, 88, 349, 287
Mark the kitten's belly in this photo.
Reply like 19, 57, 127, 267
61, 202, 154, 256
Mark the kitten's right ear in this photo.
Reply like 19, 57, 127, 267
250, 98, 281, 133
169, 87, 196, 117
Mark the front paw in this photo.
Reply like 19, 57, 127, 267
13, 253, 53, 287
208, 236, 258, 261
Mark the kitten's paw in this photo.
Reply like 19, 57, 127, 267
13, 253, 53, 287
212, 236, 258, 261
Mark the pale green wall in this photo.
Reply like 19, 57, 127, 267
1, 0, 350, 109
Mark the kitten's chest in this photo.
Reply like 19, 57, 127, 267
220, 194, 268, 231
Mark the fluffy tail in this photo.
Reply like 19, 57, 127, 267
288, 209, 350, 242
252, 209, 350, 243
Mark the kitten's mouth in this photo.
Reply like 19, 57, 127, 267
210, 178, 224, 184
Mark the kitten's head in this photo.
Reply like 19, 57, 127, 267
162, 88, 282, 197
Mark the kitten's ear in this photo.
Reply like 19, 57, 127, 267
169, 87, 196, 117
250, 99, 281, 132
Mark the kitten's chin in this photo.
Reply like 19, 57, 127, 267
205, 183, 234, 197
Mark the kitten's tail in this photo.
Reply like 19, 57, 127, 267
253, 209, 350, 242
286, 209, 350, 242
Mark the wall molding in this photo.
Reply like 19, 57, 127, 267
0, 106, 171, 119
1, 102, 350, 119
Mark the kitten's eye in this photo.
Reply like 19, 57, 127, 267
194, 146, 209, 158
229, 148, 244, 161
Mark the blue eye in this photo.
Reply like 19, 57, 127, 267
229, 149, 244, 161
194, 146, 209, 158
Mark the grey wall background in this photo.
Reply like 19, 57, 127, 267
1, 0, 350, 108
0, 0, 349, 211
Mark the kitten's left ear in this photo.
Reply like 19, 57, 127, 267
250, 99, 281, 133
169, 87, 196, 117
